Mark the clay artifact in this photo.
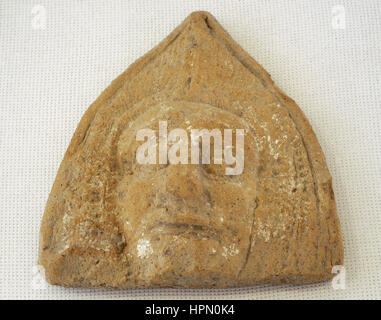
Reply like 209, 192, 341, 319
39, 11, 343, 288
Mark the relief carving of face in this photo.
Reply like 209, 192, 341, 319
39, 11, 343, 288
116, 101, 258, 283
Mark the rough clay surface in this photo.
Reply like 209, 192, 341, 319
39, 11, 343, 288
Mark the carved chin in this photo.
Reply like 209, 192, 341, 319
127, 232, 249, 285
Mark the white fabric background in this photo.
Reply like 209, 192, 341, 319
0, 0, 380, 300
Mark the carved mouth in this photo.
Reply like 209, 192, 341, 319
150, 222, 216, 240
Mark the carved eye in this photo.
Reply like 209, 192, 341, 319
200, 147, 228, 176
202, 163, 227, 176
134, 162, 169, 175
142, 163, 168, 170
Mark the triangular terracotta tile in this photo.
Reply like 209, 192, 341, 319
39, 11, 343, 288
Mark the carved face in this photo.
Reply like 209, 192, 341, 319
116, 101, 258, 282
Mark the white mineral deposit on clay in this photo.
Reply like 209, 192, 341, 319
256, 220, 271, 242
268, 136, 280, 160
222, 244, 240, 258
136, 238, 153, 258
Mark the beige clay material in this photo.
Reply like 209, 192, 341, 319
39, 11, 343, 288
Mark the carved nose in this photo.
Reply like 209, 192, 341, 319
166, 164, 205, 200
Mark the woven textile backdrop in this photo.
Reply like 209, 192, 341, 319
0, 0, 380, 299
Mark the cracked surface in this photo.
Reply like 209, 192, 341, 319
39, 11, 343, 288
